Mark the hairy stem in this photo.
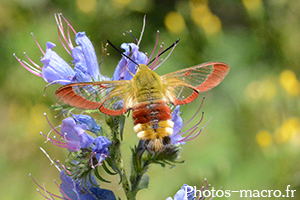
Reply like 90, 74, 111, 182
106, 115, 137, 200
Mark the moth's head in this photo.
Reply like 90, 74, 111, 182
136, 64, 148, 71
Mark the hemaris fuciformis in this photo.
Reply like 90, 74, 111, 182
56, 60, 229, 152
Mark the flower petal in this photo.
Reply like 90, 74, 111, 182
172, 184, 195, 200
92, 136, 111, 162
76, 174, 116, 200
73, 62, 93, 82
61, 117, 94, 151
172, 106, 183, 134
60, 170, 116, 200
59, 170, 79, 200
41, 42, 75, 84
170, 106, 185, 145
73, 32, 100, 81
73, 114, 101, 134
112, 43, 148, 81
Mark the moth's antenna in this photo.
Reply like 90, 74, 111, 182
107, 40, 140, 67
151, 39, 179, 71
148, 39, 180, 66
107, 40, 139, 76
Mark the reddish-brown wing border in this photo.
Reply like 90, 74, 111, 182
161, 62, 229, 105
55, 80, 131, 115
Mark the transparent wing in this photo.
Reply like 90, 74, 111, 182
55, 80, 132, 115
161, 62, 229, 105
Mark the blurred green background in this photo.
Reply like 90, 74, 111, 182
1, 0, 300, 199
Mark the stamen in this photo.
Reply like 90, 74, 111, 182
23, 52, 42, 70
182, 97, 205, 127
21, 59, 42, 74
36, 189, 53, 200
45, 125, 61, 140
195, 179, 212, 200
149, 42, 164, 70
124, 30, 138, 44
177, 125, 198, 143
147, 30, 160, 64
60, 14, 77, 35
31, 33, 45, 55
91, 153, 108, 169
90, 152, 96, 168
40, 147, 61, 172
43, 80, 73, 96
40, 131, 69, 148
60, 163, 72, 175
44, 113, 62, 136
200, 178, 209, 190
180, 116, 211, 143
29, 174, 63, 199
40, 132, 50, 142
137, 15, 146, 46
55, 13, 65, 40
43, 114, 79, 151
13, 53, 42, 77
54, 13, 74, 53
43, 183, 55, 200
57, 28, 71, 55
53, 179, 72, 200
180, 111, 204, 136
151, 39, 178, 71
173, 98, 209, 144
149, 38, 180, 69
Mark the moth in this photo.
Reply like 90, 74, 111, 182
56, 62, 229, 152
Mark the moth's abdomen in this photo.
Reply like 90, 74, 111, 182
132, 101, 174, 151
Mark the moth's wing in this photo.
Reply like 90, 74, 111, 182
161, 62, 229, 105
55, 80, 132, 115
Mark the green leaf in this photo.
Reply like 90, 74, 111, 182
119, 115, 126, 141
138, 174, 149, 191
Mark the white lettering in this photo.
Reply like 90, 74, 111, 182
261, 190, 267, 197
203, 190, 211, 198
184, 184, 296, 198
225, 190, 231, 197
268, 190, 273, 197
253, 190, 260, 197
273, 190, 281, 197
216, 189, 224, 197
211, 187, 216, 197
184, 185, 193, 199
291, 189, 296, 197
285, 185, 290, 197
240, 190, 252, 197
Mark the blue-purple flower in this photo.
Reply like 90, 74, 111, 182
91, 136, 111, 167
166, 184, 195, 200
60, 117, 94, 151
166, 180, 215, 200
14, 13, 109, 85
72, 114, 101, 135
17, 13, 213, 200
170, 98, 209, 146
41, 115, 94, 152
59, 170, 116, 200
42, 114, 111, 156
30, 170, 116, 200
14, 13, 151, 85
40, 42, 76, 84
112, 43, 148, 81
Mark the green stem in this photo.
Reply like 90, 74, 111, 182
106, 115, 137, 200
